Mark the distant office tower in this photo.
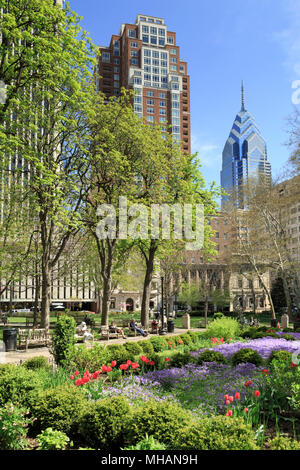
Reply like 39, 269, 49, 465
97, 14, 191, 153
220, 82, 271, 207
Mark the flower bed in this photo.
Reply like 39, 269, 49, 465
191, 337, 300, 361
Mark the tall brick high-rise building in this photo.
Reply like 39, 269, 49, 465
97, 14, 191, 153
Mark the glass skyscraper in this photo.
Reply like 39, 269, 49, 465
220, 83, 271, 207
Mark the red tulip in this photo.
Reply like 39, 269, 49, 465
131, 362, 139, 370
120, 364, 129, 371
165, 357, 170, 362
228, 395, 234, 402
106, 366, 112, 373
149, 360, 155, 366
235, 392, 240, 400
224, 394, 229, 400
74, 370, 79, 376
244, 408, 249, 413
127, 360, 132, 365
101, 365, 108, 373
75, 378, 82, 386
70, 375, 74, 380
254, 390, 260, 397
226, 400, 230, 405
111, 361, 117, 368
226, 410, 233, 417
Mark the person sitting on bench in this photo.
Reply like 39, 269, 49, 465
109, 322, 127, 339
129, 319, 148, 337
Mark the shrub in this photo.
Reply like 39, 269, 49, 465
179, 333, 193, 345
267, 436, 300, 450
104, 344, 129, 366
52, 316, 76, 366
282, 328, 294, 333
36, 428, 71, 450
205, 317, 240, 341
196, 349, 228, 365
267, 350, 293, 366
0, 402, 34, 450
0, 364, 42, 408
136, 340, 154, 356
123, 435, 167, 450
30, 384, 88, 435
79, 396, 133, 450
172, 416, 258, 450
169, 351, 195, 368
149, 336, 168, 352
22, 356, 51, 371
213, 312, 224, 320
127, 400, 195, 448
66, 343, 109, 373
123, 341, 143, 357
231, 348, 263, 367
281, 334, 296, 341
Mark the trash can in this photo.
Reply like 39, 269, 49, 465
167, 320, 175, 333
3, 328, 18, 351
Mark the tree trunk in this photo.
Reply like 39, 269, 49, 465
40, 260, 51, 332
101, 275, 111, 326
282, 275, 292, 317
33, 266, 40, 328
141, 245, 156, 329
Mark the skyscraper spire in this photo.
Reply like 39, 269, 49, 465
241, 80, 245, 112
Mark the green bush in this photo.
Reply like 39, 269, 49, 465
231, 348, 263, 367
0, 402, 34, 450
281, 334, 296, 341
30, 384, 88, 435
179, 333, 193, 345
104, 344, 129, 366
139, 352, 166, 370
0, 364, 42, 407
169, 351, 195, 368
196, 349, 228, 365
267, 436, 300, 450
205, 317, 240, 341
149, 336, 168, 352
36, 428, 71, 450
66, 343, 109, 373
52, 316, 76, 366
267, 350, 293, 366
213, 312, 224, 320
79, 396, 133, 450
128, 400, 195, 448
22, 356, 51, 371
123, 434, 167, 450
136, 340, 155, 356
172, 416, 258, 450
123, 341, 143, 357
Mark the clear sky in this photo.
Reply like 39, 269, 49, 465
69, 0, 300, 189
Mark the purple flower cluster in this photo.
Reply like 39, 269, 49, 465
138, 362, 263, 415
191, 337, 300, 360
100, 378, 178, 406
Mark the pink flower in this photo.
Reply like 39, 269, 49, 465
228, 395, 234, 402
224, 394, 229, 400
235, 392, 240, 400
226, 410, 233, 417
244, 408, 249, 413
70, 375, 74, 380
111, 361, 117, 368
226, 400, 230, 405
74, 370, 79, 377
101, 365, 108, 373
127, 360, 132, 366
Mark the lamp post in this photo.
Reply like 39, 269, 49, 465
160, 276, 167, 335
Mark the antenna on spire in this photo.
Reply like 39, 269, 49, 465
241, 80, 246, 112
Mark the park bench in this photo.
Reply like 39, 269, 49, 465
99, 325, 120, 340
18, 328, 51, 351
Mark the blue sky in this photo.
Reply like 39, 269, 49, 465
69, 0, 300, 188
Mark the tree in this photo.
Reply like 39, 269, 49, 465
0, 1, 97, 331
0, 0, 67, 125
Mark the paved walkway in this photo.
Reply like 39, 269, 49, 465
2, 328, 203, 365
